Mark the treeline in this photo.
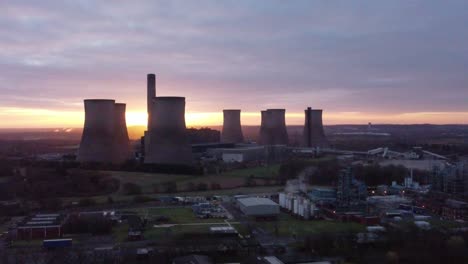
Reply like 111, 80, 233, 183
297, 225, 468, 263
1, 168, 119, 200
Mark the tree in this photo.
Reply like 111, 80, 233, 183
123, 182, 142, 195
78, 198, 96, 207
197, 182, 208, 191
162, 182, 177, 193
245, 176, 256, 187
210, 182, 221, 190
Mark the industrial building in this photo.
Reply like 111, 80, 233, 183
221, 109, 244, 143
218, 146, 265, 163
13, 214, 67, 240
303, 107, 329, 148
337, 167, 367, 207
259, 109, 288, 145
237, 197, 280, 217
432, 162, 468, 195
309, 187, 337, 203
145, 96, 193, 165
77, 99, 130, 164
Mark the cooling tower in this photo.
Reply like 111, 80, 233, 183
147, 73, 156, 128
303, 107, 329, 148
259, 109, 289, 145
221, 109, 244, 143
114, 103, 131, 162
78, 99, 118, 163
145, 97, 193, 165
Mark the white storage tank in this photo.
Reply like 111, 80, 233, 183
298, 204, 304, 217
279, 193, 286, 208
293, 199, 299, 215
303, 200, 311, 219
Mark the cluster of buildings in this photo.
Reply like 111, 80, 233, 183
77, 73, 330, 166
10, 213, 67, 240
278, 168, 370, 221
432, 162, 468, 196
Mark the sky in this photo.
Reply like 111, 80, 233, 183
1, 0, 468, 128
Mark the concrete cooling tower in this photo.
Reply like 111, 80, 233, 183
221, 109, 244, 143
259, 109, 289, 145
145, 97, 193, 165
303, 107, 329, 148
78, 99, 130, 164
114, 103, 131, 162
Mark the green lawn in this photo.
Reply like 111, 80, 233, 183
255, 213, 365, 237
144, 225, 212, 241
132, 207, 225, 224
107, 164, 281, 195
11, 240, 43, 247
63, 185, 282, 206
108, 171, 192, 194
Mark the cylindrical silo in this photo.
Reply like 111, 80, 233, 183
78, 99, 118, 163
303, 107, 329, 148
221, 109, 244, 143
259, 109, 288, 145
114, 103, 131, 163
145, 97, 193, 165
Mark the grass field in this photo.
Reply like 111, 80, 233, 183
132, 207, 226, 224
107, 164, 280, 195
144, 225, 212, 241
112, 207, 234, 243
255, 213, 365, 237
63, 185, 282, 206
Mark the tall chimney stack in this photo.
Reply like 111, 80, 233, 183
147, 73, 156, 128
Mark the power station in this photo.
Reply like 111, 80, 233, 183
221, 109, 244, 143
259, 109, 289, 145
77, 73, 330, 165
78, 99, 130, 164
303, 107, 329, 148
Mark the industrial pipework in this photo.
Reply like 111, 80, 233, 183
221, 109, 244, 143
145, 96, 193, 165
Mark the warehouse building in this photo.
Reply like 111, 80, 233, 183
237, 197, 280, 217
13, 213, 67, 240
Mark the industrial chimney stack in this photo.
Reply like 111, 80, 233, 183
259, 109, 289, 145
147, 73, 156, 128
145, 97, 193, 165
221, 109, 244, 143
303, 107, 329, 148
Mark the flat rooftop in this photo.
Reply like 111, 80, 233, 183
237, 197, 278, 207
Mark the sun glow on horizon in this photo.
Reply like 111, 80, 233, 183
1, 107, 468, 128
